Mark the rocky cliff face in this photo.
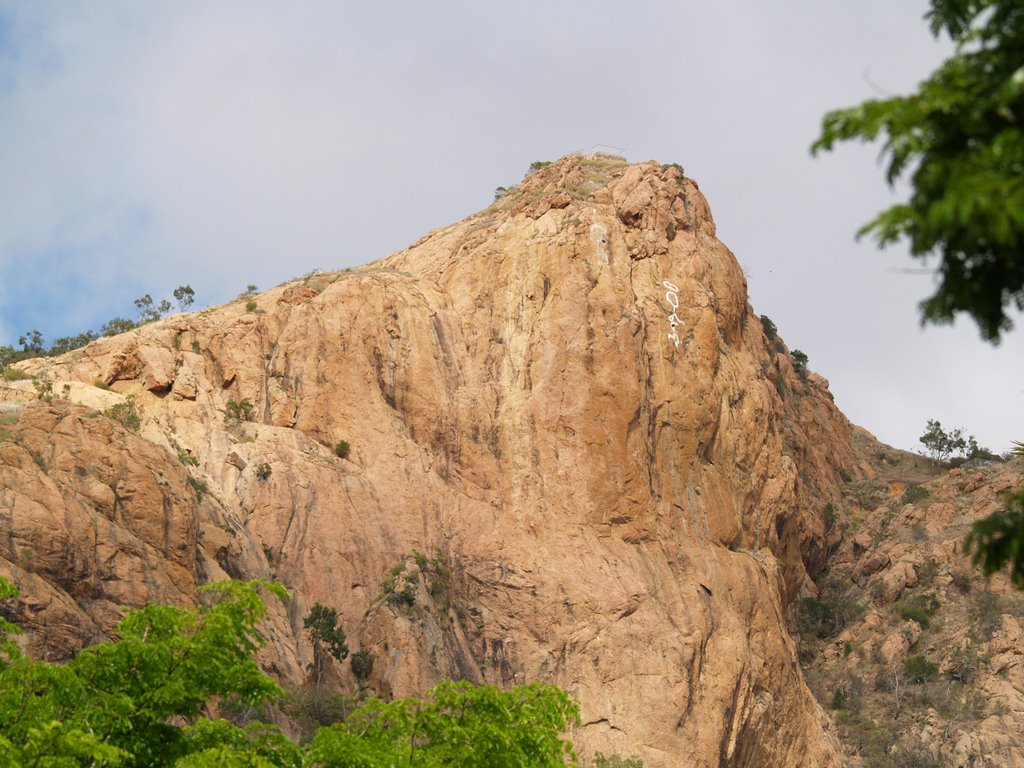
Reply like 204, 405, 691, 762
801, 432, 1024, 767
1, 155, 875, 766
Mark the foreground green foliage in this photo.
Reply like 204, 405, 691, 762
814, 0, 1024, 592
0, 577, 583, 766
0, 578, 286, 766
307, 681, 579, 768
813, 0, 1024, 341
966, 487, 1024, 588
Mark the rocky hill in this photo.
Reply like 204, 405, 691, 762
800, 431, 1024, 767
0, 155, 1019, 767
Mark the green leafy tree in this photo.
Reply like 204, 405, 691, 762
0, 578, 21, 669
904, 654, 939, 684
815, 1, 1024, 586
304, 603, 348, 701
102, 317, 138, 337
134, 294, 155, 323
18, 330, 44, 353
0, 577, 585, 766
918, 418, 975, 460
104, 395, 142, 431
134, 295, 172, 324
966, 488, 1024, 588
0, 578, 289, 766
791, 349, 809, 381
350, 650, 374, 689
174, 285, 196, 311
306, 680, 580, 768
225, 398, 256, 424
812, 0, 1024, 342
49, 330, 99, 355
177, 720, 303, 768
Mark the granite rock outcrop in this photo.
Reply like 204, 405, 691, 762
1, 155, 871, 766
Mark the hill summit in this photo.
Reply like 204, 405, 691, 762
5, 155, 1018, 766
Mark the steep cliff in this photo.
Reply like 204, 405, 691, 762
1, 155, 869, 766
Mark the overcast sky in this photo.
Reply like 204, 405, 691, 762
0, 2, 1020, 454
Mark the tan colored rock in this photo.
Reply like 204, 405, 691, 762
852, 529, 874, 554
878, 621, 921, 665
52, 381, 124, 411
173, 363, 199, 400
871, 560, 918, 604
800, 426, 1024, 766
1, 156, 865, 766
0, 404, 198, 655
853, 549, 888, 581
138, 345, 177, 392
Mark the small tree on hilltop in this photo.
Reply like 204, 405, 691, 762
173, 285, 195, 311
134, 294, 171, 324
101, 317, 137, 337
18, 330, 44, 353
919, 419, 980, 461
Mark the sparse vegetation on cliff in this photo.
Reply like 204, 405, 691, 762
377, 549, 453, 613
225, 398, 255, 424
791, 349, 809, 381
0, 284, 198, 370
350, 649, 374, 688
800, 429, 1024, 764
304, 602, 349, 706
103, 394, 141, 431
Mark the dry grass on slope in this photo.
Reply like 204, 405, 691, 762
795, 440, 1024, 767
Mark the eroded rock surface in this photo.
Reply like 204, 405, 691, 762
0, 156, 867, 766
800, 430, 1024, 767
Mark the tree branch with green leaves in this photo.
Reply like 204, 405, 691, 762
812, 0, 1024, 342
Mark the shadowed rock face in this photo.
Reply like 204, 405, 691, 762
1, 156, 860, 766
